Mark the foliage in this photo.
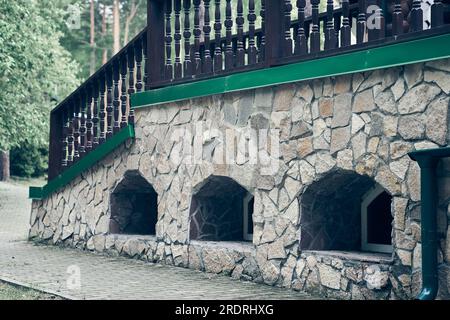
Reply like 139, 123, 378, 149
10, 142, 48, 178
0, 0, 80, 151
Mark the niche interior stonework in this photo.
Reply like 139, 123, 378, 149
29, 59, 450, 299
110, 170, 158, 235
189, 175, 250, 241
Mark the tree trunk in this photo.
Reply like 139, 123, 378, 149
0, 150, 10, 181
102, 4, 108, 64
123, 0, 139, 46
90, 0, 96, 75
113, 0, 121, 55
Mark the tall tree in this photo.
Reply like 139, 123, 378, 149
0, 0, 79, 180
90, 0, 97, 75
113, 0, 121, 54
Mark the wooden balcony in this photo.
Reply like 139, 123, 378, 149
47, 0, 450, 180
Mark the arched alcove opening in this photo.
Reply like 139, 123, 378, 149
300, 170, 393, 253
110, 171, 158, 235
189, 176, 254, 242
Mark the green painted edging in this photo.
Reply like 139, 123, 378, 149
29, 125, 135, 200
131, 32, 450, 108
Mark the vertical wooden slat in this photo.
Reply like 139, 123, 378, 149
48, 111, 64, 179
165, 0, 173, 80
67, 105, 74, 166
264, 0, 283, 66
174, 0, 183, 78
295, 0, 308, 55
310, 0, 320, 53
79, 93, 86, 157
128, 45, 136, 125
392, 0, 403, 35
99, 75, 107, 143
357, 0, 366, 44
411, 0, 423, 32
225, 0, 234, 70
120, 54, 128, 128
86, 86, 93, 152
135, 38, 144, 92
203, 0, 213, 73
213, 0, 223, 73
341, 0, 351, 46
193, 0, 202, 75
260, 0, 266, 62
61, 110, 69, 168
334, 12, 341, 48
324, 0, 336, 50
431, 0, 444, 28
247, 0, 257, 64
106, 66, 114, 139
92, 82, 99, 148
73, 97, 81, 161
236, 0, 245, 67
283, 0, 293, 56
113, 60, 121, 134
143, 37, 149, 87
148, 0, 165, 86
183, 0, 192, 77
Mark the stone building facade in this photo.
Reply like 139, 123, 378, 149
30, 58, 450, 299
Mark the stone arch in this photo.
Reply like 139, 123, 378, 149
299, 169, 393, 253
189, 175, 254, 241
110, 170, 158, 235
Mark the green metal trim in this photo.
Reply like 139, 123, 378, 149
29, 125, 135, 200
131, 33, 450, 108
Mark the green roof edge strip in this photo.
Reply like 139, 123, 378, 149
131, 33, 450, 108
29, 125, 135, 200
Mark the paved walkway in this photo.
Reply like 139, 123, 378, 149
0, 181, 315, 300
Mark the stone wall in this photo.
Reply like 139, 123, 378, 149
30, 58, 450, 299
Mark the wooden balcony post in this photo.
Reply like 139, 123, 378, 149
147, 0, 166, 88
48, 111, 63, 180
264, 0, 284, 67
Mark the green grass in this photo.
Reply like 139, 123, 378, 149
0, 281, 62, 300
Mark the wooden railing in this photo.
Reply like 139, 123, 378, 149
48, 0, 450, 180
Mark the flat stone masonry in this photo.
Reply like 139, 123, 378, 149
30, 59, 450, 299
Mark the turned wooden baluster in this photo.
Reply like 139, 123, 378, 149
86, 87, 93, 152
225, 0, 233, 69
99, 75, 107, 143
73, 97, 81, 161
357, 0, 366, 43
128, 45, 136, 124
431, 0, 444, 28
106, 67, 114, 138
295, 0, 307, 55
193, 0, 201, 75
310, 0, 320, 53
92, 82, 99, 148
120, 54, 128, 128
236, 0, 245, 66
247, 0, 257, 64
368, 0, 384, 41
260, 0, 266, 61
67, 104, 74, 165
174, 0, 183, 78
340, 0, 351, 47
324, 0, 336, 50
214, 0, 223, 73
143, 37, 149, 88
79, 93, 86, 156
283, 0, 293, 56
135, 38, 144, 92
410, 0, 423, 32
203, 0, 213, 73
113, 61, 121, 134
183, 0, 192, 77
165, 0, 173, 79
61, 109, 69, 167
391, 0, 403, 35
